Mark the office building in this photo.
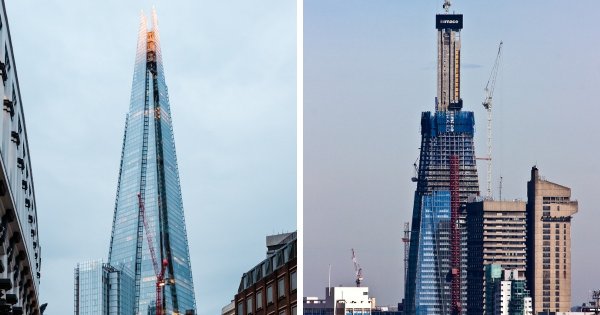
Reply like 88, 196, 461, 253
526, 167, 578, 313
0, 1, 43, 314
466, 200, 527, 314
107, 10, 196, 314
235, 232, 297, 315
404, 4, 479, 314
73, 260, 135, 315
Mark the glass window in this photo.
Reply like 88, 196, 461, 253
290, 271, 297, 291
292, 305, 297, 315
257, 291, 263, 309
267, 285, 274, 304
278, 277, 285, 298
247, 297, 253, 314
279, 310, 286, 315
237, 302, 243, 315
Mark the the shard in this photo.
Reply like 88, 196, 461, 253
403, 4, 479, 315
108, 10, 196, 315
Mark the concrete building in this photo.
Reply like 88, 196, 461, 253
73, 260, 135, 315
488, 268, 532, 315
526, 167, 578, 313
466, 200, 527, 314
0, 1, 43, 314
235, 232, 297, 315
304, 287, 374, 315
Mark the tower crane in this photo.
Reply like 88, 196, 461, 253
351, 248, 364, 287
138, 193, 168, 315
481, 41, 503, 199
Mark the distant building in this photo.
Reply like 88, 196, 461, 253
304, 287, 373, 315
0, 1, 43, 314
485, 268, 532, 315
466, 200, 527, 314
73, 260, 135, 315
526, 167, 578, 313
235, 232, 297, 315
222, 301, 235, 315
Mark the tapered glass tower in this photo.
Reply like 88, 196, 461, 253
108, 10, 196, 315
404, 5, 479, 315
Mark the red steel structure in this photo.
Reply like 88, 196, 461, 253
450, 155, 461, 315
138, 193, 168, 315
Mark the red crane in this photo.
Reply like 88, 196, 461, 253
449, 155, 461, 315
138, 193, 168, 315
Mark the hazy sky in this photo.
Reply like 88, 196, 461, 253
6, 1, 296, 315
305, 0, 600, 307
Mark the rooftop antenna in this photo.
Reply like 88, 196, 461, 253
328, 264, 332, 296
499, 176, 503, 201
443, 0, 451, 13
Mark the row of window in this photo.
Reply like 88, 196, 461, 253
238, 270, 297, 315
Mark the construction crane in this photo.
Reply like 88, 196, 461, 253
411, 159, 418, 182
481, 41, 503, 199
443, 0, 451, 13
138, 193, 168, 315
351, 248, 364, 287
449, 155, 461, 315
401, 222, 410, 286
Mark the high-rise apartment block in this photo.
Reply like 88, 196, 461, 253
0, 1, 43, 314
404, 5, 479, 315
466, 200, 527, 314
74, 260, 135, 315
107, 10, 196, 314
526, 167, 578, 313
485, 266, 532, 315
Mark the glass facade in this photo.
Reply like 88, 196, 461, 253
107, 10, 196, 315
74, 260, 135, 315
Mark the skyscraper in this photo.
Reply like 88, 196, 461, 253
107, 10, 196, 315
404, 4, 479, 314
526, 166, 578, 313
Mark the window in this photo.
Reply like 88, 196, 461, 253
292, 305, 297, 315
247, 297, 253, 315
5, 48, 9, 72
278, 277, 285, 298
267, 285, 274, 305
279, 310, 286, 315
257, 291, 263, 310
290, 271, 297, 291
237, 302, 243, 315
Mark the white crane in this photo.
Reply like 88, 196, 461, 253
351, 248, 364, 287
481, 41, 503, 199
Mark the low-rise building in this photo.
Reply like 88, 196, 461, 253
235, 232, 297, 315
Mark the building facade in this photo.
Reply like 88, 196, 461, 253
236, 232, 297, 315
304, 287, 373, 315
526, 167, 578, 313
0, 1, 42, 314
107, 9, 196, 315
484, 267, 532, 315
466, 200, 527, 314
404, 5, 479, 315
73, 260, 135, 315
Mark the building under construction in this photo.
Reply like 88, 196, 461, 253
404, 3, 480, 315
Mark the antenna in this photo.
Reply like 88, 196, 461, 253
499, 176, 503, 201
328, 264, 332, 296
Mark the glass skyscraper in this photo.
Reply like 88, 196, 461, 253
107, 10, 196, 315
404, 5, 479, 315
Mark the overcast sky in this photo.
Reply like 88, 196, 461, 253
305, 0, 600, 307
6, 1, 296, 315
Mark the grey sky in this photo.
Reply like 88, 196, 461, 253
7, 1, 296, 315
305, 0, 600, 307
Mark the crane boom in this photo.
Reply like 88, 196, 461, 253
351, 248, 364, 287
482, 41, 503, 199
138, 193, 168, 315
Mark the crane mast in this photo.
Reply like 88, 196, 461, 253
138, 193, 168, 315
351, 249, 364, 287
482, 41, 503, 199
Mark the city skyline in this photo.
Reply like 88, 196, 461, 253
7, 1, 296, 315
305, 0, 600, 309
